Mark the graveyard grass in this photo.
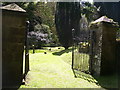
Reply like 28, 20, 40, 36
19, 47, 118, 89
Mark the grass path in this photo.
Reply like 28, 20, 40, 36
20, 47, 101, 88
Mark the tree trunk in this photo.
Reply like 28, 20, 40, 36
64, 46, 69, 50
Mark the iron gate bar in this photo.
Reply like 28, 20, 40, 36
24, 21, 30, 78
72, 19, 91, 77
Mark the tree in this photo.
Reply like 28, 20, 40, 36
94, 2, 120, 25
55, 2, 81, 49
34, 2, 59, 44
80, 2, 98, 22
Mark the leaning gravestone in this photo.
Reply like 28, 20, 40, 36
1, 3, 26, 88
89, 16, 119, 76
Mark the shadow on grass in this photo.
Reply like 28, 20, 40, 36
74, 70, 118, 89
52, 48, 73, 56
93, 73, 118, 89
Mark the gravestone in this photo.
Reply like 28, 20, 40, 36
1, 3, 26, 88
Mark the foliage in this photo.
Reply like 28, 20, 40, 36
2, 2, 59, 46
80, 2, 98, 22
34, 2, 59, 45
28, 24, 52, 48
35, 2, 55, 31
55, 2, 81, 49
94, 2, 120, 25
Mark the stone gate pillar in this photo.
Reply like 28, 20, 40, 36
89, 16, 118, 76
1, 4, 26, 88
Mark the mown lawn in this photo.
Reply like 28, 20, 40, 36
19, 47, 118, 89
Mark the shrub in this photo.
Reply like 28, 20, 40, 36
28, 24, 52, 49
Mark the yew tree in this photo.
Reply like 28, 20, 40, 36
55, 2, 81, 49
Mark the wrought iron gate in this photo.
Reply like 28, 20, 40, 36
72, 28, 91, 74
